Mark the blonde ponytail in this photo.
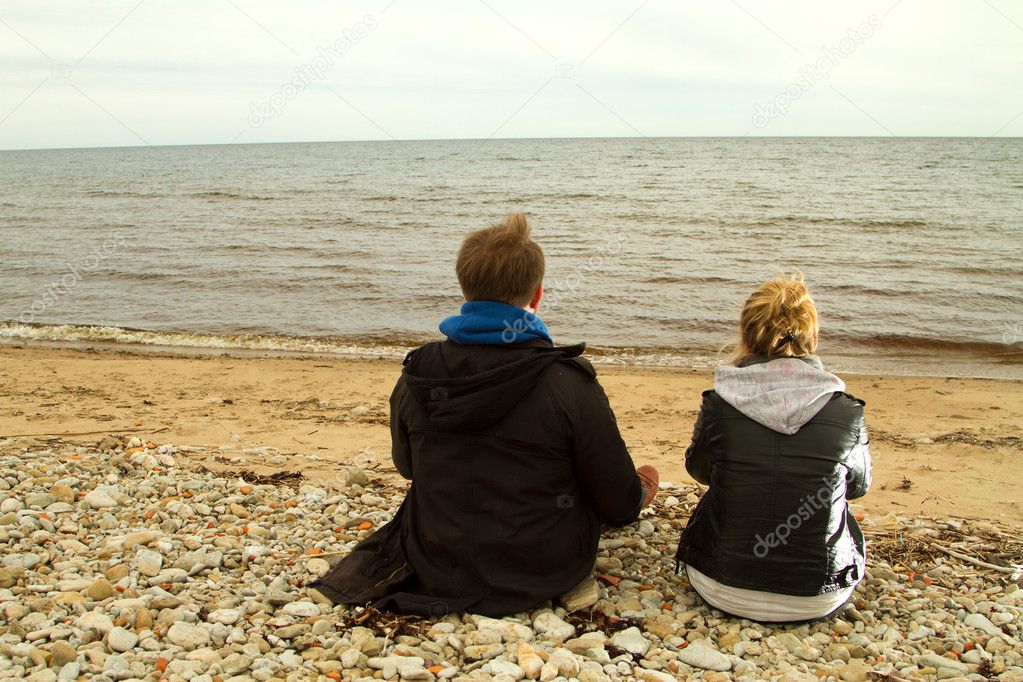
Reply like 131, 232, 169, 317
727, 271, 819, 365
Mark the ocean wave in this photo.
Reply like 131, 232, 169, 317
0, 322, 411, 359
190, 191, 275, 201
773, 216, 930, 229
85, 190, 164, 199
1, 322, 1018, 371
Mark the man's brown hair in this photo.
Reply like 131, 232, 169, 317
456, 213, 545, 307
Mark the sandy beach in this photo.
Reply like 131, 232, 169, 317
1, 343, 1020, 523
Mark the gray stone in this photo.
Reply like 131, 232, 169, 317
679, 643, 732, 672
166, 622, 211, 650
610, 627, 650, 656
560, 577, 601, 612
964, 613, 1002, 636
107, 626, 138, 652
82, 490, 117, 508
532, 610, 575, 642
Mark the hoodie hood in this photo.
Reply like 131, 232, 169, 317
714, 355, 846, 435
403, 342, 586, 430
439, 300, 553, 346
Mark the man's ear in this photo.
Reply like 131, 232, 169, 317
528, 284, 544, 312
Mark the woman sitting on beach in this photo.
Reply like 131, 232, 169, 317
675, 272, 871, 623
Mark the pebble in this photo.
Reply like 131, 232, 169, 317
1, 438, 1021, 682
76, 611, 114, 634
964, 612, 1002, 636
107, 626, 139, 652
560, 577, 601, 612
532, 610, 576, 642
49, 641, 77, 667
610, 626, 651, 656
166, 622, 211, 650
679, 643, 732, 671
281, 600, 321, 618
86, 577, 116, 601
134, 548, 163, 577
82, 489, 117, 508
208, 608, 243, 625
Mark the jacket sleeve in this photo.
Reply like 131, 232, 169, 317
561, 370, 644, 527
845, 413, 872, 500
389, 376, 413, 480
684, 392, 715, 485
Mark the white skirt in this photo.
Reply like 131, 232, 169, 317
686, 564, 856, 623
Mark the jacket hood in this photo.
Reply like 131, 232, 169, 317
403, 342, 586, 430
714, 355, 846, 435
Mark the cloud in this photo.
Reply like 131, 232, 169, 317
0, 0, 1021, 149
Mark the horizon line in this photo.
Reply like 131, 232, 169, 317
3, 133, 1021, 153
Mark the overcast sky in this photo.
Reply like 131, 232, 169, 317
1, 0, 1021, 149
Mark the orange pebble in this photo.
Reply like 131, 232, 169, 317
308, 547, 323, 556
427, 666, 444, 675
134, 420, 142, 426
156, 658, 169, 672
285, 499, 298, 508
326, 674, 342, 681
357, 521, 372, 531
240, 485, 253, 494
965, 642, 976, 651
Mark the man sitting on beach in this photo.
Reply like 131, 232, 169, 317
311, 213, 658, 616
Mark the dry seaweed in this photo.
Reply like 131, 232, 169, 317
563, 609, 642, 637
338, 605, 427, 639
933, 429, 1023, 449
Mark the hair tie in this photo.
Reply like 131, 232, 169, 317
772, 331, 796, 353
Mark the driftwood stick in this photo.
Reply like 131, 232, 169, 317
931, 543, 1018, 575
925, 488, 956, 506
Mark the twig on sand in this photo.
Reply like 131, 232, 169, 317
924, 488, 956, 506
929, 543, 1018, 575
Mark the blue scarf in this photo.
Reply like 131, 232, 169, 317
439, 300, 553, 346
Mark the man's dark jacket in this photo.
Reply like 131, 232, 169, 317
676, 356, 872, 598
312, 340, 644, 616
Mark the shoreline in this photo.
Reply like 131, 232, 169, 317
1, 330, 1020, 380
1, 344, 1021, 523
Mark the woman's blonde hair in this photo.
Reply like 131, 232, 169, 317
728, 271, 819, 365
